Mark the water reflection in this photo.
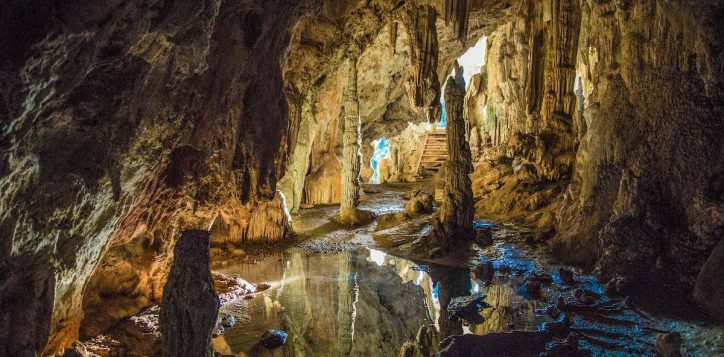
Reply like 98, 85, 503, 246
212, 246, 549, 356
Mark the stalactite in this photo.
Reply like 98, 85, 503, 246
389, 19, 398, 57
397, 4, 441, 122
444, 0, 471, 43
431, 74, 474, 247
541, 0, 581, 125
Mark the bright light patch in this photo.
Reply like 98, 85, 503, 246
370, 138, 390, 183
457, 36, 487, 88
368, 249, 387, 266
439, 36, 487, 128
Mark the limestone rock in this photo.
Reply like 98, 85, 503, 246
258, 329, 288, 349
654, 332, 682, 357
693, 238, 724, 321
159, 230, 219, 357
405, 190, 434, 214
430, 75, 475, 247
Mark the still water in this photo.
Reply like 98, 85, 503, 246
212, 246, 549, 356
211, 184, 724, 357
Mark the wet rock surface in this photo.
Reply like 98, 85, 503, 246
258, 329, 288, 349
405, 189, 434, 214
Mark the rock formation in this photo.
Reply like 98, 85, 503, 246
159, 230, 219, 357
693, 238, 724, 320
397, 3, 441, 122
337, 56, 372, 226
1, 1, 304, 354
430, 76, 475, 247
444, 0, 472, 43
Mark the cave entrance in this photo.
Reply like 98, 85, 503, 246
370, 137, 391, 184
439, 36, 487, 129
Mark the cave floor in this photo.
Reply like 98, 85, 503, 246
85, 183, 724, 356
208, 183, 724, 356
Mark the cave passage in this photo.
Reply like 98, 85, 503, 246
370, 137, 391, 183
1, 1, 722, 356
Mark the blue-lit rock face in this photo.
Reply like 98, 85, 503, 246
370, 138, 391, 183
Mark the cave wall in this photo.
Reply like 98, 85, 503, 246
469, 0, 580, 238
0, 0, 304, 354
554, 0, 723, 292
465, 0, 723, 308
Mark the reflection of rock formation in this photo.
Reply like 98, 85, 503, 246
430, 267, 471, 340
470, 282, 543, 335
272, 250, 432, 356
336, 250, 357, 356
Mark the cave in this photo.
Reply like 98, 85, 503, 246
1, 0, 722, 356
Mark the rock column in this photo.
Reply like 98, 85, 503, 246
160, 230, 220, 357
432, 76, 474, 246
338, 56, 372, 226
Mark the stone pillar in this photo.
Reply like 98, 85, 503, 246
431, 76, 474, 246
160, 230, 219, 357
337, 57, 372, 226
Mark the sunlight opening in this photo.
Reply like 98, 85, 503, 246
370, 137, 390, 183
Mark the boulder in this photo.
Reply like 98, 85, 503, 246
474, 228, 493, 247
405, 190, 434, 214
693, 238, 724, 321
259, 329, 288, 349
654, 332, 681, 357
558, 268, 576, 286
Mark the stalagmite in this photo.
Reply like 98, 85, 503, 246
337, 55, 373, 226
430, 74, 475, 248
397, 4, 441, 122
444, 0, 471, 43
159, 230, 219, 357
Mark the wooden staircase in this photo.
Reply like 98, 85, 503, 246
415, 128, 447, 175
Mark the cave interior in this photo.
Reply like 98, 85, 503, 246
0, 0, 723, 356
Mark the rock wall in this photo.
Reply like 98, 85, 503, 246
0, 0, 303, 354
469, 0, 580, 237
554, 0, 723, 292
465, 0, 723, 313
